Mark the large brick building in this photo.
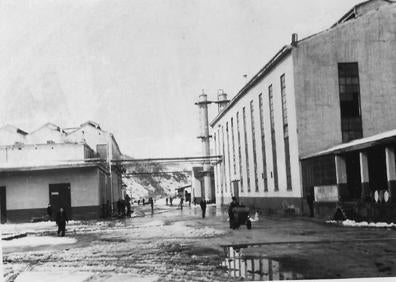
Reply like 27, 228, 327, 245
211, 0, 396, 219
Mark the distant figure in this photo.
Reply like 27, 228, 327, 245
228, 197, 239, 229
138, 199, 140, 206
170, 197, 173, 206
47, 204, 53, 220
149, 197, 154, 213
194, 197, 197, 206
180, 197, 184, 210
117, 198, 122, 216
142, 199, 145, 205
166, 198, 168, 206
122, 199, 127, 216
55, 208, 68, 236
200, 199, 207, 218
306, 192, 314, 217
125, 194, 131, 216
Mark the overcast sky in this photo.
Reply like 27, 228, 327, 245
0, 0, 362, 158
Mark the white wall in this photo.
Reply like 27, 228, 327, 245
1, 167, 100, 210
0, 143, 87, 164
66, 125, 121, 160
212, 54, 302, 199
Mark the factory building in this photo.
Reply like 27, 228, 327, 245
211, 0, 396, 219
0, 121, 123, 222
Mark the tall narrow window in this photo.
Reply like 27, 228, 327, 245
250, 100, 259, 192
226, 122, 232, 192
231, 118, 236, 175
269, 85, 279, 191
236, 112, 243, 192
338, 63, 362, 142
259, 94, 268, 191
242, 107, 251, 192
218, 128, 224, 193
281, 74, 292, 190
214, 132, 219, 194
221, 126, 227, 193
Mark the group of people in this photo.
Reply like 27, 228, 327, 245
116, 194, 132, 217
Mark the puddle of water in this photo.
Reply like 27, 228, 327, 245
222, 246, 304, 281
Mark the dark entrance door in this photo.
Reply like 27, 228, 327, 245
368, 147, 387, 194
0, 186, 6, 223
49, 183, 71, 219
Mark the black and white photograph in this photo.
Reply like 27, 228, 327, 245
1, 0, 396, 281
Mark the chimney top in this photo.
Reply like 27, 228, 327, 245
291, 33, 298, 47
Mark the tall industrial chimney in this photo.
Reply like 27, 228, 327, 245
196, 90, 213, 202
217, 89, 229, 113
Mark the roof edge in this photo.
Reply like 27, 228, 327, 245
210, 45, 292, 127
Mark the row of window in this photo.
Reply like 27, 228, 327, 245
214, 74, 293, 194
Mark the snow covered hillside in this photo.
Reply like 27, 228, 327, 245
122, 162, 191, 200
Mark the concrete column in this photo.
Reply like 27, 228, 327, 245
335, 155, 347, 201
385, 147, 396, 203
359, 152, 370, 201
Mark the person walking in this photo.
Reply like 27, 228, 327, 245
180, 196, 184, 210
125, 194, 131, 216
55, 207, 68, 236
200, 199, 207, 218
149, 197, 154, 214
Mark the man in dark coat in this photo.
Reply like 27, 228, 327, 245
149, 197, 154, 214
228, 197, 239, 229
125, 194, 131, 216
306, 192, 315, 217
200, 199, 207, 218
55, 208, 68, 236
180, 196, 184, 210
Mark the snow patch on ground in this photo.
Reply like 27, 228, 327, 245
327, 219, 396, 228
2, 236, 77, 248
14, 271, 92, 282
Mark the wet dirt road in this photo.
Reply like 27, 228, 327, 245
2, 204, 396, 281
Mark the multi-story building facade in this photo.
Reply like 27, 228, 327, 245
211, 0, 396, 219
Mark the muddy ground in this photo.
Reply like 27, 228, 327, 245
2, 204, 396, 281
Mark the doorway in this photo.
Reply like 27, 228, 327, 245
368, 147, 387, 193
49, 183, 71, 219
0, 186, 6, 223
